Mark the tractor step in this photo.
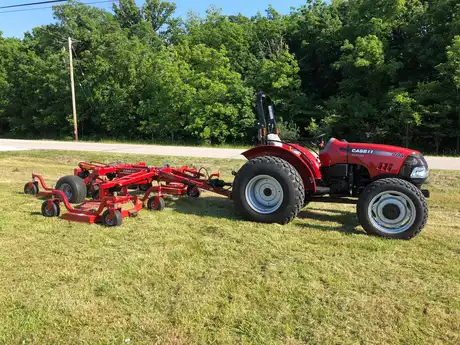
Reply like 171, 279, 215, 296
314, 186, 331, 195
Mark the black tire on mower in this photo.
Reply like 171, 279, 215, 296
41, 200, 61, 217
357, 178, 428, 240
24, 182, 39, 195
147, 196, 165, 211
55, 175, 87, 203
186, 185, 201, 199
139, 183, 152, 192
102, 209, 123, 227
232, 156, 305, 225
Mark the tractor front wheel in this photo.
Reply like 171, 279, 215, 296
357, 178, 428, 240
233, 156, 304, 224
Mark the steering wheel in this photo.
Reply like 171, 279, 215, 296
313, 133, 327, 148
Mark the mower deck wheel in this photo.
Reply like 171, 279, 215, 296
187, 185, 201, 199
24, 182, 39, 195
102, 209, 123, 227
139, 183, 152, 192
41, 200, 60, 217
147, 196, 165, 211
56, 175, 87, 203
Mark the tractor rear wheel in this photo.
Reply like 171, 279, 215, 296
233, 156, 304, 224
357, 178, 428, 240
56, 175, 87, 203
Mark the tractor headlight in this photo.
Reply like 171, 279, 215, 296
399, 154, 429, 185
410, 166, 429, 179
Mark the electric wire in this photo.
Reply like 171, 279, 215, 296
0, 0, 115, 13
0, 0, 67, 10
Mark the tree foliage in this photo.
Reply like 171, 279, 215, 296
0, 0, 459, 152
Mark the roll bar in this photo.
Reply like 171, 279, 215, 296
256, 92, 278, 144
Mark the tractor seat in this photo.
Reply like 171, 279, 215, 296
267, 133, 282, 147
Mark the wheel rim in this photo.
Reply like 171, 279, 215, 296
245, 175, 284, 214
105, 213, 114, 226
45, 203, 55, 216
60, 183, 73, 199
367, 191, 416, 234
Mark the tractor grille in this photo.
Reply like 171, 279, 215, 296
377, 162, 393, 172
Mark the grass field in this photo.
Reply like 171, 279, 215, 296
0, 150, 459, 344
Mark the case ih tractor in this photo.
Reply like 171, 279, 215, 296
24, 92, 429, 239
231, 92, 429, 240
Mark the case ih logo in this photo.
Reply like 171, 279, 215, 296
121, 169, 138, 173
351, 148, 374, 154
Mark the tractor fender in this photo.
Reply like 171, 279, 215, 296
241, 145, 318, 192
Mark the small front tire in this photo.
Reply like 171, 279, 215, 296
147, 197, 165, 211
102, 209, 123, 227
24, 182, 39, 195
186, 185, 201, 199
41, 200, 61, 217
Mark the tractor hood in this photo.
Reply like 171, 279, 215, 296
347, 142, 420, 157
320, 138, 428, 183
321, 138, 420, 163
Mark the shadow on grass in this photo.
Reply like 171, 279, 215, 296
24, 191, 364, 236
297, 207, 364, 235
169, 196, 240, 221
172, 197, 365, 236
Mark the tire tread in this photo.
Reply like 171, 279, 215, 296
357, 178, 428, 240
235, 156, 305, 224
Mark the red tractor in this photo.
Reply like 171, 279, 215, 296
232, 92, 429, 239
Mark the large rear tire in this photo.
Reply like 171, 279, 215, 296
357, 178, 428, 240
55, 175, 87, 203
233, 156, 305, 224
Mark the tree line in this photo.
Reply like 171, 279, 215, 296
0, 0, 459, 153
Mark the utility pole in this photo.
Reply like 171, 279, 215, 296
68, 37, 78, 142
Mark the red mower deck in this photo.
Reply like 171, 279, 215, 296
26, 161, 232, 226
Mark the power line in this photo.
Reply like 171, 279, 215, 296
0, 0, 66, 10
0, 0, 115, 13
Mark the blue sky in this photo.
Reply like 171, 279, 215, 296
0, 0, 307, 38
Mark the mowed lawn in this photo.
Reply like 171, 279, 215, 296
0, 150, 459, 345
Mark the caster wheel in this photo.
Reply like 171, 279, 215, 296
102, 209, 123, 227
41, 200, 60, 217
24, 182, 39, 195
187, 185, 201, 199
147, 197, 165, 211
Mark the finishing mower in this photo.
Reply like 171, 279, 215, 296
24, 161, 231, 226
24, 91, 430, 239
